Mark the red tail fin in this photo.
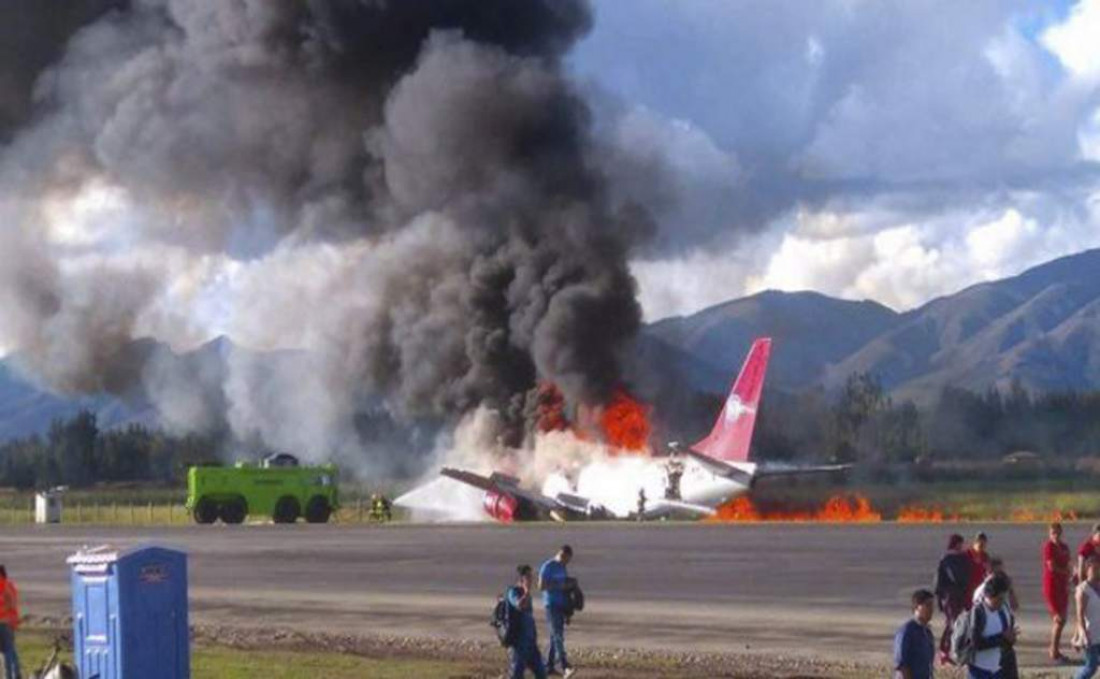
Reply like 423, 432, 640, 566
691, 338, 771, 463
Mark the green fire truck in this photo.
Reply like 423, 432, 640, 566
186, 454, 339, 524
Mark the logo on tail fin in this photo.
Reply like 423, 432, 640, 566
691, 337, 772, 463
723, 394, 756, 424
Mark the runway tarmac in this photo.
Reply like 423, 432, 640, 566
0, 522, 1081, 668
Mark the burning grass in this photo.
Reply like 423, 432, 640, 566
712, 488, 1088, 524
711, 494, 882, 523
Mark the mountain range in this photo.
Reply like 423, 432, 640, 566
650, 247, 1100, 401
3, 247, 1100, 442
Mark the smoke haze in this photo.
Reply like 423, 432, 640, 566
0, 0, 654, 476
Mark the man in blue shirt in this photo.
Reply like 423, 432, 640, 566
895, 589, 936, 679
507, 565, 547, 679
539, 545, 575, 677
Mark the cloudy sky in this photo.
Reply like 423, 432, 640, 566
574, 0, 1100, 320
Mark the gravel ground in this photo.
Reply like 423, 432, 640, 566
8, 523, 1094, 677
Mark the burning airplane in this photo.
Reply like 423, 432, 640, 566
400, 338, 850, 522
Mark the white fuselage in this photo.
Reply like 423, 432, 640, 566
552, 455, 754, 518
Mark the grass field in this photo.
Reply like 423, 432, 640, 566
14, 629, 482, 679
753, 477, 1100, 521
0, 485, 408, 526
2, 477, 1098, 525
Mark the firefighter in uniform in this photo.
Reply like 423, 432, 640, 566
368, 493, 392, 522
664, 443, 685, 501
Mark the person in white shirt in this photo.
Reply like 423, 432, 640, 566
967, 574, 1015, 679
1075, 556, 1100, 679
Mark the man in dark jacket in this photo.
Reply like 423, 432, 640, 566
934, 534, 971, 666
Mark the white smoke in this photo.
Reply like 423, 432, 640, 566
398, 404, 664, 521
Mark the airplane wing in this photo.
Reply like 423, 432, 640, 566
640, 499, 717, 520
685, 450, 849, 484
752, 464, 852, 480
439, 467, 499, 492
683, 449, 755, 485
440, 467, 564, 513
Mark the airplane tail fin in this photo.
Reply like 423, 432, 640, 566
690, 337, 771, 463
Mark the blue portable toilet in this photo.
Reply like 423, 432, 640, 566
68, 545, 190, 679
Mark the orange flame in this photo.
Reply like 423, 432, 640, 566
599, 389, 652, 453
897, 506, 950, 523
710, 494, 882, 523
1009, 508, 1079, 523
895, 505, 1076, 523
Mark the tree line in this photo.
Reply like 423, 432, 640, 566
5, 376, 1100, 489
0, 412, 218, 490
755, 374, 1100, 465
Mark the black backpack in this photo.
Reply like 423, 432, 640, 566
491, 591, 520, 647
564, 580, 585, 624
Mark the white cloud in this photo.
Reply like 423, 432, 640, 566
582, 1, 1100, 319
1042, 0, 1100, 82
629, 230, 780, 321
634, 193, 1100, 319
1081, 107, 1100, 161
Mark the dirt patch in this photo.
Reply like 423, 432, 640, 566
25, 617, 881, 678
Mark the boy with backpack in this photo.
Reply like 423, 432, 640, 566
495, 565, 547, 679
951, 573, 1016, 679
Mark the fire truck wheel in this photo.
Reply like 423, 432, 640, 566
273, 496, 300, 524
220, 497, 247, 525
193, 497, 218, 525
304, 496, 332, 524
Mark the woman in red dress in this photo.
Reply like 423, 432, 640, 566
1043, 521, 1073, 662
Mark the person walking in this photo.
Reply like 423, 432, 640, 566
1044, 522, 1074, 663
967, 533, 992, 605
972, 557, 1019, 613
1080, 525, 1100, 582
934, 534, 971, 665
539, 545, 575, 678
1075, 557, 1100, 679
0, 566, 20, 679
894, 589, 936, 679
506, 565, 547, 679
962, 574, 1015, 679
973, 560, 1020, 679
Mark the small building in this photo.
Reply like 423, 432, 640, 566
1003, 450, 1042, 467
35, 489, 63, 524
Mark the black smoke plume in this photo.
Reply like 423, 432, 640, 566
0, 0, 651, 471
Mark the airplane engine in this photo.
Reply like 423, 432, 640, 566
482, 491, 538, 522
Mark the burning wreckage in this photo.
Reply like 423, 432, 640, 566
399, 338, 851, 522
